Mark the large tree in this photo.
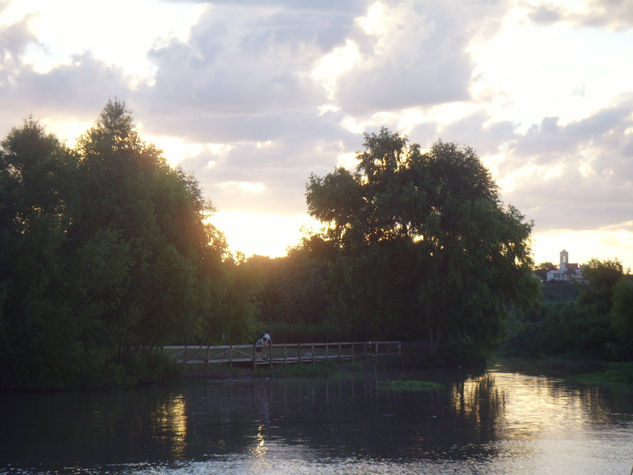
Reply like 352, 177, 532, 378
0, 102, 254, 389
306, 128, 540, 355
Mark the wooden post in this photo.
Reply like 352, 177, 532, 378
398, 341, 402, 358
229, 344, 233, 368
351, 342, 354, 361
205, 346, 209, 368
312, 344, 315, 365
270, 344, 273, 368
184, 345, 187, 365
375, 341, 379, 358
253, 342, 257, 370
325, 343, 329, 360
284, 344, 287, 366
298, 343, 302, 364
338, 342, 341, 361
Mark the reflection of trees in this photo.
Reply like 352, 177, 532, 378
0, 365, 507, 471
451, 374, 505, 441
0, 387, 195, 470
256, 370, 506, 462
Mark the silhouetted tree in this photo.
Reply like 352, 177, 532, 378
0, 101, 254, 389
306, 129, 540, 356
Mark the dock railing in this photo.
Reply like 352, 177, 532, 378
162, 341, 401, 368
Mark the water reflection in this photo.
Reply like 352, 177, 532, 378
1, 364, 632, 473
152, 395, 187, 459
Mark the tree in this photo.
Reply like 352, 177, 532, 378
306, 129, 540, 356
0, 119, 95, 388
0, 102, 255, 389
535, 262, 557, 271
610, 275, 633, 358
578, 258, 623, 316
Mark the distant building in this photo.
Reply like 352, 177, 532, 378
546, 249, 582, 282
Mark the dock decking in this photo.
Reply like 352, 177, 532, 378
163, 341, 401, 368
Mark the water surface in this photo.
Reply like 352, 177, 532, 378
1, 362, 632, 474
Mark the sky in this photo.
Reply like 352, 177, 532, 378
1, 0, 632, 269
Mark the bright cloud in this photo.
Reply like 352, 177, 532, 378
3, 0, 204, 82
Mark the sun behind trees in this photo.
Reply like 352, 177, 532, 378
1, 104, 544, 389
0, 101, 254, 389
304, 128, 540, 359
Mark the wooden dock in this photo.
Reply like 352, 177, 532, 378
163, 341, 401, 369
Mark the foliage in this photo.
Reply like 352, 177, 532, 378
503, 258, 632, 361
502, 301, 614, 359
541, 281, 580, 302
578, 258, 623, 316
305, 129, 540, 357
0, 101, 254, 390
535, 262, 557, 272
568, 362, 633, 387
239, 244, 330, 341
610, 276, 633, 358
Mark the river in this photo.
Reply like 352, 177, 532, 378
1, 361, 632, 474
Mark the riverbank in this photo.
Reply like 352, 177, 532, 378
568, 362, 633, 387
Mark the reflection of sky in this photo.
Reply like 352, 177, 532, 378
152, 394, 188, 460
483, 368, 633, 474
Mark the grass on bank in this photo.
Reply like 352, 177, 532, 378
568, 362, 633, 387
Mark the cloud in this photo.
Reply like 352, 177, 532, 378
529, 0, 633, 29
435, 111, 517, 156
5, 52, 130, 116
133, 3, 361, 142
333, 0, 510, 115
178, 115, 359, 214
0, 8, 33, 68
0, 6, 132, 131
501, 97, 633, 230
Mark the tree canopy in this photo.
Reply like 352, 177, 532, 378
306, 128, 540, 357
0, 101, 254, 389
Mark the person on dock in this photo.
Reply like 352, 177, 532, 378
262, 332, 271, 359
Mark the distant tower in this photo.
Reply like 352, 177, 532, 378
560, 249, 568, 273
